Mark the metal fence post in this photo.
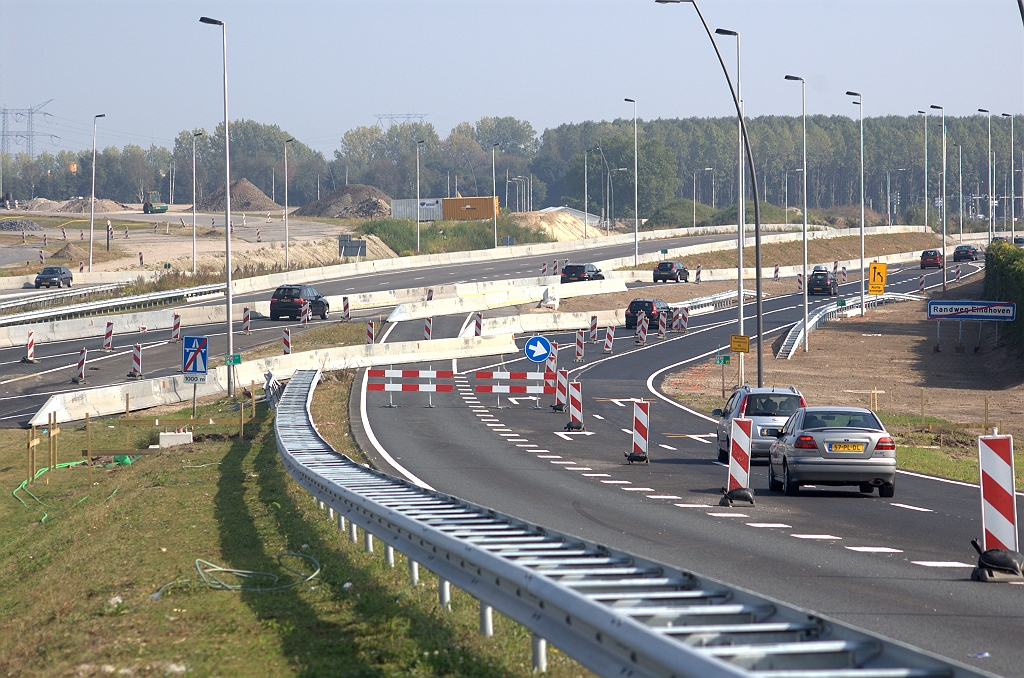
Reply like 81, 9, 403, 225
408, 559, 419, 587
364, 531, 374, 553
385, 545, 395, 567
480, 602, 493, 637
439, 578, 451, 609
348, 521, 358, 543
532, 635, 547, 672
337, 514, 346, 532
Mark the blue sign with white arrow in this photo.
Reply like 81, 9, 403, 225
524, 335, 553, 363
182, 335, 210, 384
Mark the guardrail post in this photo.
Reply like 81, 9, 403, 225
531, 635, 547, 672
439, 578, 450, 609
337, 514, 346, 531
348, 521, 358, 543
385, 545, 395, 567
364, 531, 374, 553
480, 602, 493, 637
327, 506, 334, 520
408, 559, 419, 587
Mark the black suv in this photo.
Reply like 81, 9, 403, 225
270, 285, 330, 321
625, 298, 670, 329
952, 244, 979, 261
560, 263, 604, 283
807, 267, 837, 295
35, 266, 73, 288
653, 261, 689, 283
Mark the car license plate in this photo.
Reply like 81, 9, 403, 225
760, 428, 779, 437
282, 298, 291, 302
830, 443, 864, 452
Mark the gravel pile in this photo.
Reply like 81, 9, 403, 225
22, 197, 64, 211
57, 198, 128, 213
351, 198, 391, 219
198, 178, 280, 212
294, 184, 391, 218
0, 218, 43, 231
50, 243, 90, 260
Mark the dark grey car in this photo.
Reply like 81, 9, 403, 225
35, 266, 73, 288
714, 386, 805, 463
768, 406, 896, 497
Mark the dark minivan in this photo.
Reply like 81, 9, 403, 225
625, 298, 671, 329
653, 261, 689, 283
560, 263, 604, 283
270, 285, 330, 321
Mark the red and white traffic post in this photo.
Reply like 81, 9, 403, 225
544, 342, 558, 384
956, 265, 962, 283
574, 329, 584, 362
128, 343, 144, 379
242, 307, 251, 334
797, 273, 804, 293
256, 227, 261, 242
833, 260, 838, 275
589, 315, 598, 343
636, 314, 649, 346
841, 267, 848, 284
139, 252, 144, 266
79, 261, 84, 273
554, 368, 569, 410
695, 265, 702, 284
342, 296, 350, 321
773, 264, 779, 281
72, 348, 87, 384
171, 313, 181, 342
423, 316, 433, 341
38, 250, 44, 265
301, 300, 310, 325
567, 381, 584, 429
474, 312, 483, 338
657, 311, 667, 339
282, 328, 292, 354
728, 418, 753, 492
603, 326, 615, 354
541, 261, 548, 275
919, 275, 925, 293
102, 321, 114, 352
426, 288, 434, 302
22, 330, 38, 364
978, 435, 1018, 552
366, 321, 375, 344
627, 400, 650, 463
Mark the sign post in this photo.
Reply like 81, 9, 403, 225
716, 353, 731, 397
927, 301, 1017, 353
182, 336, 209, 418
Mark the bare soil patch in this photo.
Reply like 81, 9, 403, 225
198, 178, 279, 212
56, 198, 128, 213
510, 211, 612, 242
294, 184, 391, 218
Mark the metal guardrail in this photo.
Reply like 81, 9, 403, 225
776, 293, 921, 360
673, 289, 758, 316
275, 368, 986, 678
0, 283, 123, 315
0, 282, 225, 328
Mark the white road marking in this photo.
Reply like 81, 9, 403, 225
747, 523, 791, 528
566, 467, 592, 470
620, 428, 632, 434
675, 503, 712, 508
531, 450, 550, 453
601, 480, 630, 484
485, 424, 504, 427
507, 438, 529, 442
912, 561, 974, 568
646, 494, 681, 499
890, 502, 934, 513
659, 444, 677, 451
791, 534, 842, 540
537, 455, 561, 458
708, 512, 749, 518
550, 461, 576, 465
582, 473, 610, 477
498, 433, 517, 437
687, 435, 713, 444
592, 414, 605, 420
622, 487, 656, 492
846, 546, 903, 553
712, 461, 728, 467
516, 444, 537, 448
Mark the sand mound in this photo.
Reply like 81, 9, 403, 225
0, 218, 43, 231
510, 211, 608, 242
22, 198, 65, 211
50, 243, 90, 260
56, 198, 128, 213
198, 178, 279, 212
294, 184, 391, 218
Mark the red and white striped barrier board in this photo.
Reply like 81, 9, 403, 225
423, 316, 432, 341
636, 315, 649, 345
603, 326, 615, 354
474, 312, 483, 337
24, 331, 37, 363
680, 306, 691, 332
797, 273, 803, 292
841, 267, 847, 284
79, 261, 84, 273
575, 330, 585, 362
256, 228, 261, 242
370, 369, 455, 379
474, 371, 551, 380
342, 296, 350, 321
728, 418, 753, 491
367, 383, 454, 392
632, 400, 650, 457
426, 288, 434, 302
555, 368, 569, 408
671, 308, 682, 332
978, 435, 1018, 551
542, 261, 548, 275
919, 275, 925, 293
544, 342, 558, 382
102, 321, 114, 351
138, 252, 143, 266
72, 348, 87, 384
833, 261, 839, 275
366, 321, 375, 344
475, 384, 556, 394
568, 381, 583, 425
553, 259, 559, 275
171, 313, 181, 342
283, 328, 292, 354
38, 250, 44, 265
242, 307, 251, 334
301, 300, 310, 325
589, 315, 598, 343
956, 265, 961, 282
657, 311, 667, 339
139, 325, 148, 333
773, 264, 779, 281
128, 343, 143, 378
695, 265, 702, 284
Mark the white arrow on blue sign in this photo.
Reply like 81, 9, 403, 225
524, 335, 553, 363
182, 335, 210, 384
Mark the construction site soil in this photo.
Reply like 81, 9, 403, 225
294, 184, 392, 218
197, 178, 280, 212
510, 211, 611, 242
50, 243, 90, 260
55, 198, 130, 213
0, 218, 42, 231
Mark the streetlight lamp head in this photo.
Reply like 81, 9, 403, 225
1003, 113, 1013, 118
930, 105, 943, 111
655, 0, 683, 4
193, 130, 204, 137
417, 139, 425, 145
979, 108, 990, 114
784, 75, 804, 81
715, 28, 738, 36
703, 167, 713, 171
95, 113, 105, 119
199, 16, 223, 25
285, 138, 294, 143
846, 91, 861, 97
624, 98, 635, 103
492, 142, 499, 148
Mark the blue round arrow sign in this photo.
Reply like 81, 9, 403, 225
524, 335, 553, 363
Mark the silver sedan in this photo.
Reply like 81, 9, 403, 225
768, 407, 897, 497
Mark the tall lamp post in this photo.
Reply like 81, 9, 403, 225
704, 167, 715, 208
980, 109, 992, 242
199, 15, 236, 397
88, 113, 105, 273
692, 169, 699, 227
624, 98, 639, 266
658, 0, 766, 387
785, 74, 809, 352
584, 148, 591, 239
1004, 113, 1015, 245
931, 105, 946, 292
848, 91, 865, 316
284, 137, 294, 268
191, 130, 204, 275
956, 145, 964, 243
491, 143, 499, 247
919, 110, 928, 231
416, 139, 425, 253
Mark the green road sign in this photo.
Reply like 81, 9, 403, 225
715, 355, 731, 365
661, 249, 669, 255
226, 354, 242, 365
837, 298, 846, 307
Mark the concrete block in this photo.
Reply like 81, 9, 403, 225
159, 431, 194, 448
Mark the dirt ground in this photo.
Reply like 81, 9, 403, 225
510, 211, 614, 241
662, 275, 1024, 437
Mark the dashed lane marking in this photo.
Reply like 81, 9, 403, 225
566, 467, 592, 470
622, 487, 656, 492
620, 428, 632, 434
537, 455, 561, 458
747, 523, 791, 528
550, 461, 576, 465
516, 444, 537, 448
507, 438, 529, 442
791, 534, 842, 540
912, 561, 974, 568
582, 473, 610, 477
687, 435, 713, 444
659, 444, 677, 451
675, 503, 713, 508
846, 546, 903, 553
601, 480, 631, 484
592, 414, 605, 420
890, 502, 933, 512
708, 512, 749, 518
647, 494, 681, 499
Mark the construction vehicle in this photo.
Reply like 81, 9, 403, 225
142, 190, 168, 214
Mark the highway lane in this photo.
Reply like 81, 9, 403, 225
357, 262, 1024, 677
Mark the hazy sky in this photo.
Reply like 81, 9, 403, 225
3, 1, 1022, 156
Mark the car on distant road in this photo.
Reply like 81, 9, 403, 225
992, 236, 1007, 244
1015, 236, 1024, 247
920, 250, 943, 269
624, 298, 670, 329
713, 386, 806, 464
768, 406, 896, 497
560, 263, 604, 283
270, 284, 330, 321
807, 268, 838, 295
653, 261, 689, 283
952, 244, 979, 262
34, 266, 72, 288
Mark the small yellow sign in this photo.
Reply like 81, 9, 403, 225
730, 334, 750, 353
867, 262, 887, 295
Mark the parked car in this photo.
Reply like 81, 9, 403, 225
807, 268, 837, 295
952, 244, 979, 262
560, 263, 604, 283
920, 250, 943, 269
1014, 236, 1024, 247
270, 284, 330, 321
624, 298, 670, 329
713, 386, 806, 464
653, 261, 689, 283
34, 266, 73, 288
768, 406, 896, 497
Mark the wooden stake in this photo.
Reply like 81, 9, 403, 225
920, 388, 925, 425
86, 413, 93, 489
984, 395, 990, 428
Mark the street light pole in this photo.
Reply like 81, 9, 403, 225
919, 110, 928, 232
625, 98, 639, 266
492, 143, 499, 247
786, 75, 808, 352
717, 27, 744, 383
848, 92, 865, 316
931, 106, 946, 292
956, 145, 964, 243
284, 137, 293, 269
584, 148, 589, 239
980, 109, 992, 242
704, 167, 715, 209
200, 15, 235, 397
692, 170, 698, 227
192, 130, 203, 275
416, 139, 425, 253
1004, 113, 1015, 245
88, 113, 105, 273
